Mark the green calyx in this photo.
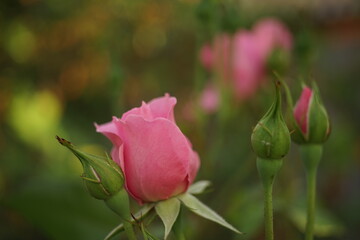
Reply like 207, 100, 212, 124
251, 80, 291, 160
56, 136, 124, 200
305, 82, 331, 144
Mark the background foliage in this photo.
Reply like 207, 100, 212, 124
0, 0, 359, 239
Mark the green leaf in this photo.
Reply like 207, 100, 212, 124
155, 197, 181, 240
178, 193, 241, 234
104, 203, 155, 240
187, 180, 211, 195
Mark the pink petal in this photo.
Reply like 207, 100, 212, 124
148, 93, 177, 122
95, 118, 122, 146
121, 101, 154, 121
118, 115, 191, 203
188, 151, 200, 184
294, 86, 313, 134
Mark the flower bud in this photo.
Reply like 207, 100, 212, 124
56, 136, 124, 200
292, 83, 330, 144
251, 81, 291, 160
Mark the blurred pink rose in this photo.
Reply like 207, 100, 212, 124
200, 83, 219, 113
232, 30, 264, 100
253, 18, 293, 60
293, 86, 313, 134
198, 18, 292, 101
96, 94, 200, 204
199, 44, 214, 70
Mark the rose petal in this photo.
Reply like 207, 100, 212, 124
148, 93, 177, 122
188, 151, 200, 184
121, 101, 154, 122
294, 86, 313, 134
95, 118, 122, 146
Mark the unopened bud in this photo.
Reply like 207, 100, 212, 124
292, 83, 330, 144
56, 136, 124, 200
251, 81, 291, 160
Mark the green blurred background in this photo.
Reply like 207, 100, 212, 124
0, 0, 359, 239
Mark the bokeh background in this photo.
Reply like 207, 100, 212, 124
1, 0, 360, 239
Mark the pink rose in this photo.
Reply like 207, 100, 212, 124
293, 86, 313, 135
96, 94, 200, 204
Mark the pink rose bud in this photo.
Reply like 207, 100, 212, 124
293, 84, 330, 144
96, 94, 200, 204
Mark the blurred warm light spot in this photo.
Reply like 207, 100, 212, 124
87, 53, 110, 88
141, 2, 172, 26
20, 0, 39, 6
133, 24, 167, 57
5, 23, 36, 63
8, 90, 62, 147
41, 4, 109, 51
59, 62, 89, 100
58, 53, 109, 99
179, 0, 200, 4
0, 79, 11, 120
0, 172, 4, 197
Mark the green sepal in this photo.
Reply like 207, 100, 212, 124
306, 82, 331, 144
187, 180, 211, 195
178, 193, 241, 234
155, 197, 181, 240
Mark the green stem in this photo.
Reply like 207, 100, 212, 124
305, 167, 317, 240
257, 157, 283, 240
123, 220, 137, 240
105, 189, 137, 240
264, 181, 274, 240
173, 207, 186, 240
300, 145, 322, 240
